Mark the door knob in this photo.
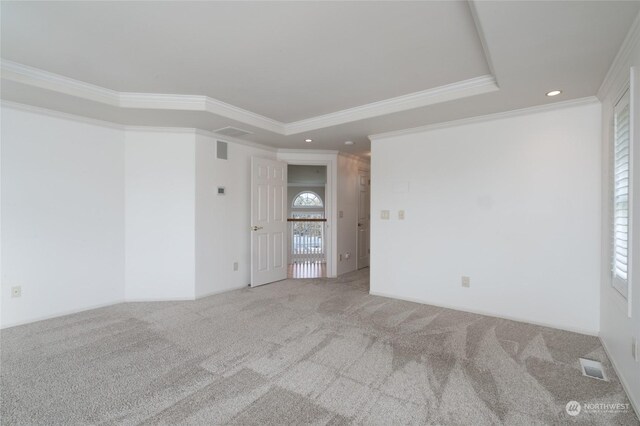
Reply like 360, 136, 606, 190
251, 226, 263, 231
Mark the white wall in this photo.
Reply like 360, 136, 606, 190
337, 154, 370, 276
370, 102, 602, 334
288, 165, 327, 185
598, 19, 640, 413
195, 134, 276, 298
124, 130, 196, 301
1, 106, 125, 327
1, 105, 293, 327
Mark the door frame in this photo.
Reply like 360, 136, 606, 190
277, 151, 337, 278
357, 168, 370, 269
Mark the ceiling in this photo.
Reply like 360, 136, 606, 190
2, 1, 639, 155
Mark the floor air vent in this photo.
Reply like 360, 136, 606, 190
579, 358, 608, 381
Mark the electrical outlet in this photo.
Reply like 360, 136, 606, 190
461, 276, 470, 288
339, 254, 343, 261
381, 210, 390, 220
233, 262, 239, 271
633, 338, 638, 362
339, 210, 344, 218
11, 286, 21, 298
398, 210, 405, 220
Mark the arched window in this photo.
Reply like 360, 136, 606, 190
292, 191, 323, 208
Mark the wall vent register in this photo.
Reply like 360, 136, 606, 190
217, 140, 228, 160
579, 358, 608, 381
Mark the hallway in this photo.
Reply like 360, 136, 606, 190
287, 262, 326, 279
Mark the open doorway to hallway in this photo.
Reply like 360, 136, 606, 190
287, 165, 327, 278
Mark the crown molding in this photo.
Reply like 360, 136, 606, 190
1, 60, 284, 134
467, 1, 499, 87
111, 126, 278, 152
284, 75, 499, 135
1, 59, 498, 136
1, 99, 125, 130
1, 60, 119, 105
1, 100, 277, 152
192, 128, 278, 152
597, 11, 640, 101
369, 96, 600, 141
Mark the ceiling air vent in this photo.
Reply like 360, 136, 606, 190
213, 126, 253, 138
579, 358, 608, 381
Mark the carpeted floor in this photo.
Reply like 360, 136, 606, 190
1, 269, 638, 425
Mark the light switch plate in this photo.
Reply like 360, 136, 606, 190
461, 276, 470, 288
381, 210, 390, 220
398, 210, 405, 220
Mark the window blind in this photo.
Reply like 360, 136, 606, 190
612, 89, 631, 297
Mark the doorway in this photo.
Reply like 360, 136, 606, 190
287, 165, 327, 278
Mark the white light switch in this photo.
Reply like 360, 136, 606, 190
461, 276, 470, 288
381, 210, 390, 220
398, 210, 405, 220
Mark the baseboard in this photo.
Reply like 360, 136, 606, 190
0, 299, 125, 329
196, 284, 248, 299
1, 286, 253, 329
125, 296, 195, 302
600, 337, 640, 419
369, 290, 599, 337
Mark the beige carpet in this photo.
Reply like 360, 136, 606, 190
1, 269, 638, 425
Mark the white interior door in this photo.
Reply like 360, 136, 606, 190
357, 170, 370, 269
251, 157, 288, 287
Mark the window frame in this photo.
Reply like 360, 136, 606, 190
292, 191, 324, 209
611, 87, 633, 299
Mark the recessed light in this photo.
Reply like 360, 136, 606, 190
305, 139, 312, 143
344, 141, 354, 145
546, 90, 562, 97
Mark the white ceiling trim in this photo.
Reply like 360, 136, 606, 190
1, 60, 119, 105
1, 99, 124, 130
467, 0, 499, 85
597, 10, 640, 101
1, 59, 498, 135
191, 128, 278, 152
1, 60, 285, 133
1, 99, 279, 152
368, 96, 600, 141
283, 75, 498, 135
